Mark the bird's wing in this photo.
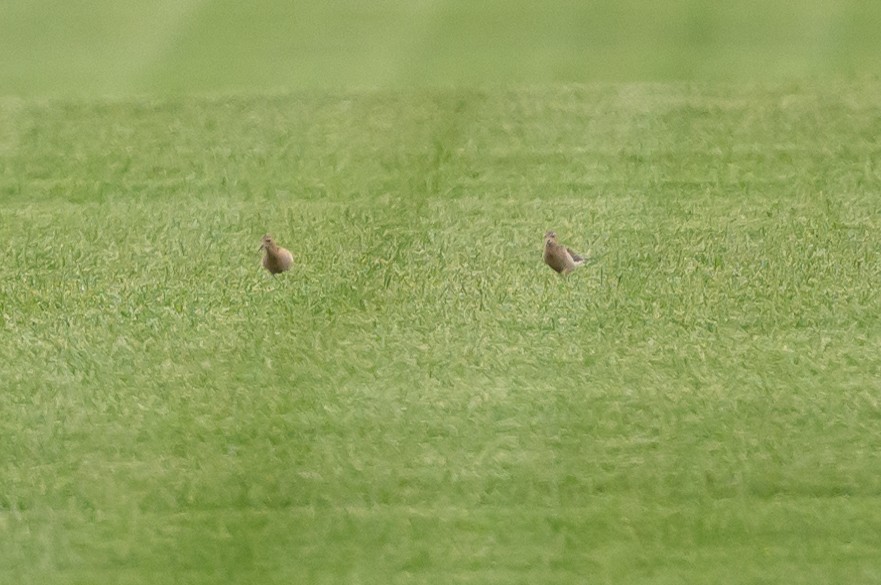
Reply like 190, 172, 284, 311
567, 248, 584, 263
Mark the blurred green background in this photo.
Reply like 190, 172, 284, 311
1, 0, 879, 96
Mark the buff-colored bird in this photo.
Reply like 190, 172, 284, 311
260, 234, 294, 275
543, 230, 585, 275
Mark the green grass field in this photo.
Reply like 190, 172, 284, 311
4, 1, 881, 581
2, 81, 881, 583
3, 0, 881, 95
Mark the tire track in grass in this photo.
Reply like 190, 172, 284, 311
0, 98, 26, 201
0, 98, 24, 156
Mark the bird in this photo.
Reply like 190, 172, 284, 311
543, 230, 585, 275
260, 234, 294, 275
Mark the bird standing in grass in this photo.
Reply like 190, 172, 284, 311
260, 234, 294, 275
543, 230, 585, 275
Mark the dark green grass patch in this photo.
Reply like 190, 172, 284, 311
2, 83, 881, 583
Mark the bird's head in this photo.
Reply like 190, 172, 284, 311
260, 234, 275, 250
544, 230, 558, 245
